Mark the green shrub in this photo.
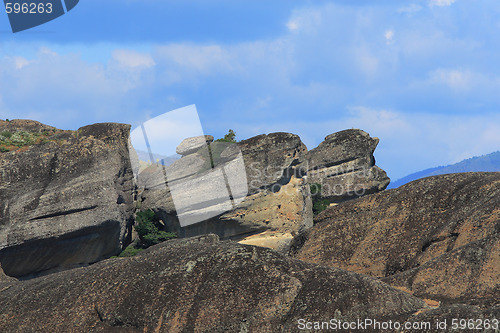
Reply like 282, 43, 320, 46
215, 129, 237, 143
310, 183, 330, 216
0, 131, 12, 139
135, 209, 177, 248
0, 130, 40, 148
313, 199, 330, 216
117, 244, 143, 257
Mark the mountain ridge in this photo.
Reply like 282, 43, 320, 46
389, 150, 500, 188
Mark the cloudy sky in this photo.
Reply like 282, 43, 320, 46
1, 0, 499, 180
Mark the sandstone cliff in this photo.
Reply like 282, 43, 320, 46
291, 172, 500, 306
0, 120, 135, 278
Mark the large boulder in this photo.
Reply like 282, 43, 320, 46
238, 132, 308, 195
306, 129, 390, 203
175, 135, 214, 156
139, 130, 392, 252
291, 172, 500, 305
0, 121, 135, 278
0, 235, 427, 332
140, 133, 313, 251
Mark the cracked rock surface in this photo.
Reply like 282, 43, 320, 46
0, 235, 427, 333
0, 120, 135, 278
291, 172, 500, 306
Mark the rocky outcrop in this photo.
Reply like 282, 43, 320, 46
139, 133, 313, 251
138, 130, 392, 252
306, 129, 390, 203
0, 120, 135, 278
291, 172, 500, 306
238, 132, 308, 195
175, 135, 214, 156
0, 235, 427, 333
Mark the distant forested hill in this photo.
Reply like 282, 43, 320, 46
388, 150, 500, 189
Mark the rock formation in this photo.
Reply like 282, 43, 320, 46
139, 132, 313, 251
1, 120, 497, 331
138, 130, 390, 252
291, 172, 500, 306
175, 135, 214, 156
0, 235, 428, 333
0, 120, 390, 277
306, 129, 390, 203
0, 120, 135, 278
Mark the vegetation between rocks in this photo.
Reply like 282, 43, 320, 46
201, 129, 238, 171
214, 129, 237, 143
310, 183, 330, 216
0, 129, 60, 152
115, 209, 177, 257
135, 209, 177, 248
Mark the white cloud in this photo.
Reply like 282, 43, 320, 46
429, 0, 456, 7
155, 44, 234, 75
12, 57, 31, 69
286, 21, 299, 32
38, 47, 58, 56
398, 4, 423, 14
285, 8, 322, 33
385, 30, 395, 45
112, 50, 155, 69
428, 68, 478, 91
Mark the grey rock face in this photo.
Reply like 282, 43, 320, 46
0, 235, 427, 333
140, 132, 313, 248
0, 121, 135, 278
175, 135, 214, 156
239, 132, 308, 194
307, 129, 390, 202
140, 130, 390, 251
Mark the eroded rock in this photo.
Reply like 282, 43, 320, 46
306, 129, 390, 203
140, 132, 313, 248
175, 135, 214, 156
291, 172, 500, 305
0, 235, 426, 332
0, 121, 135, 278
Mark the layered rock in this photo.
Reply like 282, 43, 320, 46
306, 129, 390, 203
139, 133, 313, 251
291, 172, 500, 306
0, 235, 427, 333
0, 121, 135, 278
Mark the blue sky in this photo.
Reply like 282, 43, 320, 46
1, 0, 500, 180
